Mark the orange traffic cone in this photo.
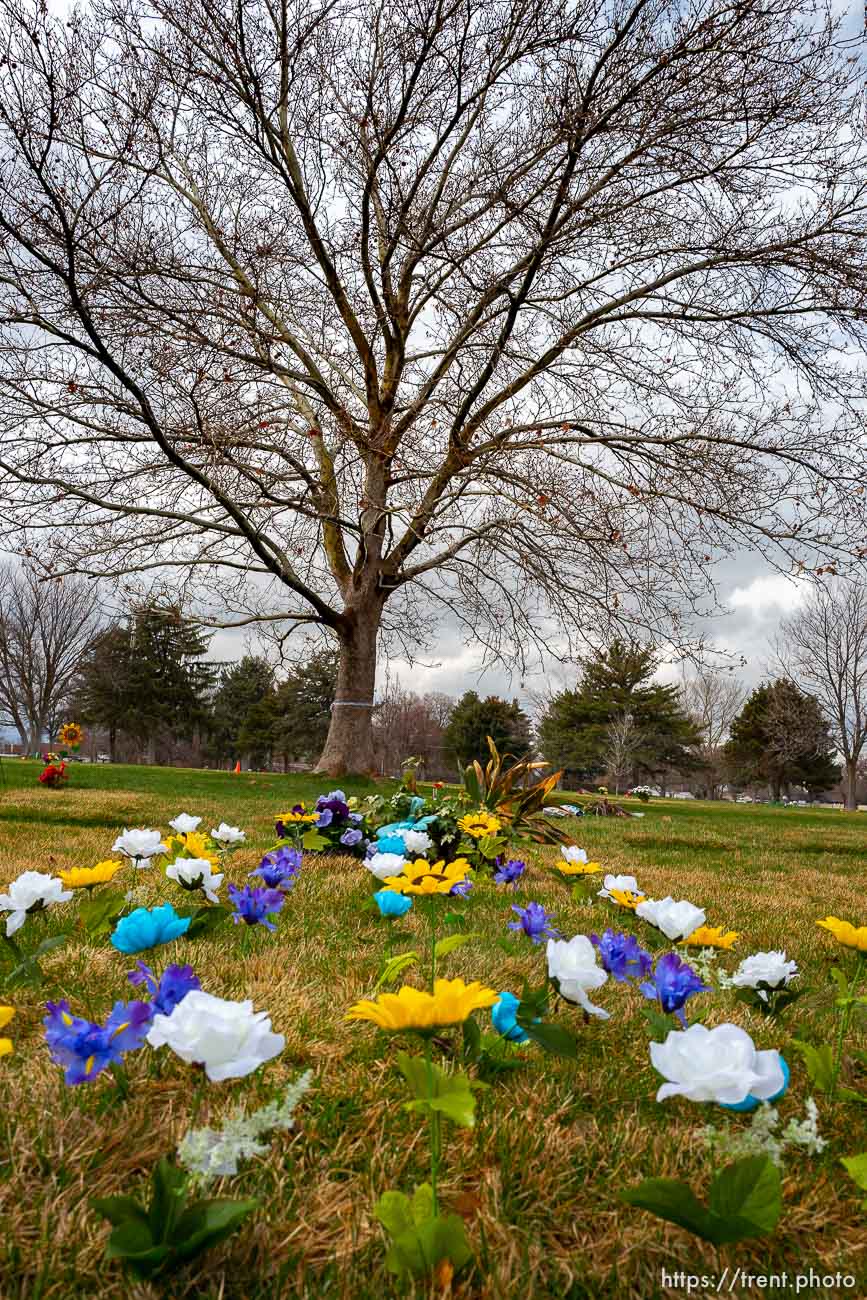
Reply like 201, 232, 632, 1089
233, 760, 241, 774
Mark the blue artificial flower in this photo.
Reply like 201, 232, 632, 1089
341, 828, 364, 847
590, 929, 653, 983
44, 998, 151, 1085
348, 812, 363, 824
316, 808, 334, 828
491, 991, 531, 1043
375, 834, 408, 856
508, 901, 561, 945
450, 878, 473, 897
110, 903, 191, 955
228, 883, 286, 932
374, 889, 413, 918
640, 952, 709, 1026
250, 845, 302, 890
127, 961, 200, 1016
494, 859, 526, 888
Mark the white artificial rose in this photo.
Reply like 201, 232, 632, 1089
365, 852, 407, 881
210, 823, 246, 847
112, 828, 168, 869
731, 951, 799, 1000
597, 873, 640, 899
635, 895, 706, 940
561, 846, 589, 864
169, 813, 202, 835
147, 990, 285, 1081
166, 856, 224, 904
0, 870, 73, 937
546, 935, 610, 1019
650, 1023, 785, 1105
400, 829, 433, 855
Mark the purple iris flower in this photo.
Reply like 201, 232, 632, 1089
44, 998, 151, 1085
640, 952, 709, 1026
494, 859, 526, 888
127, 961, 200, 1016
340, 828, 364, 847
228, 883, 286, 932
450, 878, 473, 897
590, 929, 653, 983
250, 845, 302, 889
508, 901, 561, 944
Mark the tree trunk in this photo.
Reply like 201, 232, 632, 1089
314, 608, 380, 775
844, 758, 858, 812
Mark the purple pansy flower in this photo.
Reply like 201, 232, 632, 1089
590, 929, 653, 983
44, 998, 151, 1085
494, 859, 526, 888
340, 828, 364, 847
316, 808, 334, 828
508, 901, 561, 944
250, 845, 302, 890
127, 961, 200, 1016
640, 952, 709, 1026
316, 791, 350, 819
228, 883, 286, 932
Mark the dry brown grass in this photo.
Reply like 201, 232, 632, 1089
0, 762, 865, 1297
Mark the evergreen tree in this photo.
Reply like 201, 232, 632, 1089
270, 649, 339, 767
73, 624, 135, 761
209, 655, 276, 768
442, 692, 532, 768
538, 641, 701, 784
724, 679, 839, 799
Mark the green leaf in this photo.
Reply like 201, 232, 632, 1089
183, 905, 229, 940
642, 1006, 675, 1041
837, 1087, 867, 1105
517, 1020, 581, 1060
81, 889, 127, 937
374, 951, 419, 992
411, 1183, 435, 1226
32, 933, 69, 958
841, 1153, 867, 1207
90, 1195, 150, 1229
396, 1053, 481, 1127
383, 1212, 472, 1277
104, 1222, 171, 1278
830, 967, 850, 997
709, 1156, 782, 1236
476, 834, 505, 860
790, 1039, 836, 1092
462, 1016, 482, 1064
433, 932, 480, 959
374, 1190, 415, 1239
171, 1198, 259, 1258
621, 1178, 718, 1242
301, 830, 329, 850
149, 1157, 188, 1241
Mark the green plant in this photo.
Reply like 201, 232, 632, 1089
461, 736, 567, 843
621, 1155, 782, 1245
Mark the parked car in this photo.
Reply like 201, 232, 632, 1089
736, 794, 753, 803
671, 791, 696, 800
96, 752, 112, 764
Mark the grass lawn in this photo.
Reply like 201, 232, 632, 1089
0, 759, 866, 1298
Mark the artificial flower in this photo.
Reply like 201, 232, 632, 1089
169, 813, 202, 835
58, 721, 83, 746
0, 1005, 14, 1058
250, 845, 302, 890
365, 851, 408, 882
491, 991, 532, 1043
399, 829, 433, 856
167, 830, 215, 861
111, 828, 167, 869
110, 902, 191, 955
607, 888, 647, 910
58, 859, 123, 890
44, 998, 151, 1085
228, 884, 285, 931
817, 916, 867, 952
650, 1023, 787, 1106
127, 961, 200, 1016
382, 857, 471, 896
598, 873, 641, 900
457, 812, 502, 839
640, 952, 708, 1026
508, 901, 561, 944
683, 925, 739, 950
276, 806, 319, 832
590, 929, 653, 982
346, 978, 497, 1032
210, 822, 246, 848
340, 828, 364, 847
730, 951, 799, 1000
546, 935, 610, 1018
0, 870, 73, 937
558, 846, 601, 874
373, 834, 410, 856
635, 896, 707, 941
178, 1070, 313, 1181
374, 889, 413, 918
493, 858, 526, 888
166, 856, 224, 904
147, 990, 285, 1081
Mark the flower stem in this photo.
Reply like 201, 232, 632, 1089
424, 1036, 440, 1214
831, 954, 864, 1101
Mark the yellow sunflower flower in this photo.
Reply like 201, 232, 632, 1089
457, 812, 502, 839
58, 721, 83, 746
555, 860, 602, 876
346, 978, 498, 1032
166, 830, 216, 860
682, 925, 739, 950
608, 888, 646, 910
276, 808, 319, 825
817, 916, 867, 952
0, 1005, 14, 1058
382, 857, 472, 896
59, 860, 123, 890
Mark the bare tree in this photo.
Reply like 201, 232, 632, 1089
778, 582, 867, 811
603, 709, 640, 794
682, 667, 746, 797
372, 686, 454, 779
0, 1, 866, 773
0, 564, 104, 751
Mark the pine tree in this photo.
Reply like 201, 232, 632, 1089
442, 692, 532, 768
209, 656, 276, 768
724, 680, 839, 799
